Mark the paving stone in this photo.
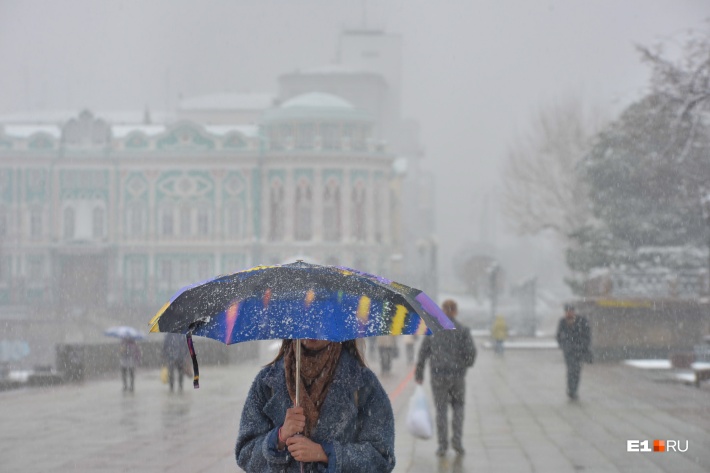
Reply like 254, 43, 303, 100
2, 339, 709, 472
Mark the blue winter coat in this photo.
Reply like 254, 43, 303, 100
235, 349, 396, 473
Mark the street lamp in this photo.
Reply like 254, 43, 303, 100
487, 261, 500, 328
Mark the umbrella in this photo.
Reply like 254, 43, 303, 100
148, 260, 455, 393
105, 326, 145, 340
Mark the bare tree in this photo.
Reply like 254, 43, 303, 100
503, 99, 605, 238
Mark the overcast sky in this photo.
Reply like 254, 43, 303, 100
0, 0, 707, 291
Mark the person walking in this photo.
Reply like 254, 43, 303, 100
162, 333, 189, 392
403, 334, 417, 364
491, 314, 509, 355
119, 337, 141, 392
556, 304, 592, 400
415, 299, 477, 457
235, 338, 395, 472
376, 335, 398, 376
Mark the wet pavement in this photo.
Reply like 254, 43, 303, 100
1, 337, 709, 472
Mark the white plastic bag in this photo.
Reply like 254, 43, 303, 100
406, 385, 433, 439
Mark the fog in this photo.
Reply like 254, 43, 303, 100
1, 1, 706, 294
2, 3, 710, 471
1, 1, 709, 330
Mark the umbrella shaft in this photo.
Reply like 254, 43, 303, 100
295, 339, 301, 408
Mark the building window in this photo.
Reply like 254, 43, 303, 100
0, 208, 6, 237
351, 124, 366, 151
294, 181, 312, 241
197, 207, 209, 236
180, 259, 190, 285
180, 205, 191, 237
63, 207, 75, 239
225, 201, 243, 240
296, 123, 314, 149
374, 183, 383, 243
0, 256, 8, 282
30, 208, 42, 239
322, 123, 339, 150
92, 207, 104, 239
269, 180, 285, 241
352, 184, 366, 242
323, 181, 341, 242
128, 203, 144, 237
28, 257, 43, 279
161, 206, 174, 236
197, 259, 210, 280
126, 259, 145, 291
159, 260, 173, 292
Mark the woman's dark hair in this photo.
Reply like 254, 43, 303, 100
267, 339, 367, 367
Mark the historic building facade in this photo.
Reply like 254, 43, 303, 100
0, 94, 402, 349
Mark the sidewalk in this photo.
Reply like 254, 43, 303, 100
1, 338, 708, 472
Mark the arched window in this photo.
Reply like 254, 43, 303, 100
323, 181, 341, 242
352, 183, 366, 242
63, 207, 75, 239
92, 207, 104, 239
269, 180, 285, 241
294, 180, 312, 241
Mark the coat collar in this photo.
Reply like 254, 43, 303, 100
261, 348, 366, 438
263, 348, 364, 392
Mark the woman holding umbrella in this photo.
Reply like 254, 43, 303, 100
235, 338, 395, 472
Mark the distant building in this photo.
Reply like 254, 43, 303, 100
0, 28, 436, 367
279, 29, 436, 295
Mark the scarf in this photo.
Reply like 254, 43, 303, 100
284, 341, 342, 437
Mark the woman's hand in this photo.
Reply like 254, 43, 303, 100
286, 435, 328, 463
281, 406, 306, 439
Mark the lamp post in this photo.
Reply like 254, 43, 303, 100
487, 261, 500, 328
701, 191, 710, 295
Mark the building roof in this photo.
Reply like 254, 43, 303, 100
178, 93, 275, 111
264, 92, 372, 123
281, 92, 354, 109
0, 110, 172, 125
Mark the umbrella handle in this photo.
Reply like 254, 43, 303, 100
186, 333, 199, 389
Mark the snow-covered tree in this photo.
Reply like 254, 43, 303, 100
566, 29, 710, 296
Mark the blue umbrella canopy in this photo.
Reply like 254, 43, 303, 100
148, 261, 455, 388
149, 261, 453, 342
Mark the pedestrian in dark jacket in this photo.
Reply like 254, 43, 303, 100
556, 304, 592, 400
162, 333, 188, 392
118, 338, 141, 392
415, 299, 476, 457
235, 339, 395, 472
